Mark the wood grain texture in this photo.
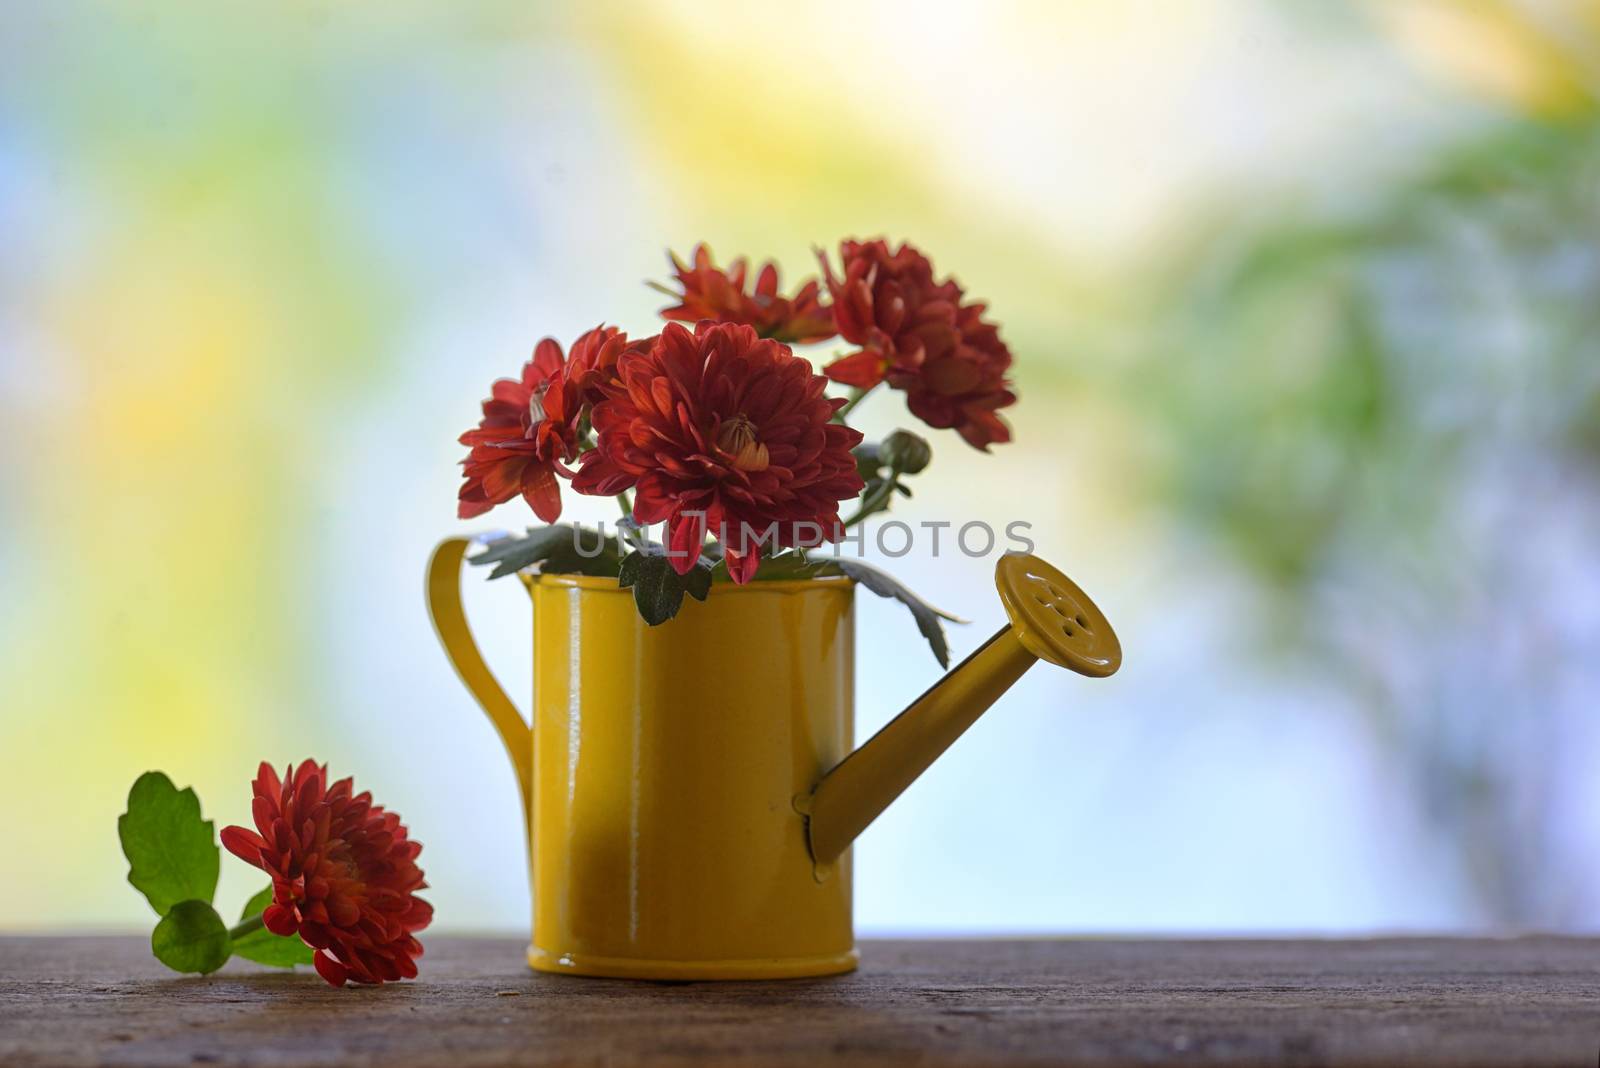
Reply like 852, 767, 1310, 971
2, 936, 1598, 1067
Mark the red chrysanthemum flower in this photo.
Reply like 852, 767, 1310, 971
564, 324, 653, 402
658, 245, 836, 344
221, 760, 431, 988
821, 239, 1016, 451
572, 321, 865, 582
456, 338, 583, 522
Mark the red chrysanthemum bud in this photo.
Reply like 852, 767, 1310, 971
820, 239, 1017, 451
572, 321, 865, 582
221, 761, 431, 987
658, 244, 836, 344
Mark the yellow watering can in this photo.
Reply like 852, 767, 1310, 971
427, 542, 1121, 979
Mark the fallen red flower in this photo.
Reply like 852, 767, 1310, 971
572, 321, 864, 581
821, 239, 1016, 450
221, 761, 431, 987
456, 338, 583, 522
658, 245, 836, 344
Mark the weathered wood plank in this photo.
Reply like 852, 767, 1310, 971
1, 936, 1597, 1067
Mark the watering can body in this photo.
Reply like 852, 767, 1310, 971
428, 538, 1119, 980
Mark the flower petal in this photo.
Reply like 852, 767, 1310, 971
520, 463, 563, 523
313, 950, 350, 988
263, 902, 299, 937
220, 825, 268, 866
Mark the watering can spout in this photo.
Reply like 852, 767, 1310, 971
801, 553, 1121, 868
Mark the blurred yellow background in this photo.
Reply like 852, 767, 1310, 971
4, 0, 1598, 932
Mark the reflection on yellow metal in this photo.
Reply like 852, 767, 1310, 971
427, 539, 1119, 980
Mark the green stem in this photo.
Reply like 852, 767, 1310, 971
833, 383, 880, 423
615, 491, 633, 518
842, 477, 898, 529
228, 913, 265, 941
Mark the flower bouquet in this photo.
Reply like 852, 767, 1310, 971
425, 237, 1098, 981
455, 239, 1017, 664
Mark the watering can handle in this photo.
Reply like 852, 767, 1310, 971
425, 538, 533, 837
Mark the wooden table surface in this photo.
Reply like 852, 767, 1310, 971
2, 936, 1598, 1067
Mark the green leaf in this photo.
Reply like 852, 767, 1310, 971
470, 524, 625, 578
682, 560, 713, 602
615, 538, 718, 620
118, 772, 220, 917
469, 524, 578, 578
541, 529, 627, 576
238, 884, 274, 920
831, 559, 964, 670
151, 900, 231, 975
619, 550, 693, 625
230, 885, 313, 968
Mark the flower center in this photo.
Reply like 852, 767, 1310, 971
715, 414, 770, 473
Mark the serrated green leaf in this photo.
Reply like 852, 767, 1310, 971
618, 550, 688, 625
470, 525, 577, 578
118, 772, 219, 917
540, 529, 626, 576
152, 900, 231, 975
682, 562, 712, 602
471, 524, 626, 578
830, 559, 964, 669
230, 886, 313, 968
633, 540, 716, 598
617, 546, 642, 585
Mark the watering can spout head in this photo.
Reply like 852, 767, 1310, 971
801, 553, 1121, 868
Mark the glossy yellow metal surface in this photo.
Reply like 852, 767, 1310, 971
427, 540, 1120, 980
428, 538, 858, 979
